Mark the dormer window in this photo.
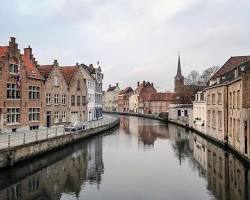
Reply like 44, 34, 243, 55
216, 77, 220, 84
9, 63, 18, 74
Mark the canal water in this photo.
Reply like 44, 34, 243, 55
0, 115, 249, 200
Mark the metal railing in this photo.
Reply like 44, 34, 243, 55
0, 116, 118, 149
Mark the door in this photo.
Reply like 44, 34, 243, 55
46, 111, 51, 128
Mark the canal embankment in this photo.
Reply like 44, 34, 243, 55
104, 111, 250, 165
0, 116, 120, 169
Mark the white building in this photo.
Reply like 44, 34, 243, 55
103, 83, 121, 111
80, 62, 104, 121
192, 91, 207, 133
168, 104, 193, 126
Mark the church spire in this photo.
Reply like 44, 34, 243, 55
175, 54, 184, 80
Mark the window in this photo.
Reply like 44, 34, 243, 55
207, 95, 210, 105
229, 92, 232, 108
54, 111, 59, 123
237, 90, 240, 109
77, 80, 80, 91
82, 96, 86, 106
54, 94, 59, 105
7, 83, 20, 99
177, 110, 181, 116
9, 63, 18, 74
7, 108, 20, 124
237, 119, 240, 142
71, 95, 75, 106
212, 110, 216, 129
218, 111, 222, 130
46, 93, 52, 105
184, 110, 188, 117
212, 94, 216, 105
218, 93, 222, 105
229, 118, 232, 136
29, 108, 40, 122
233, 91, 236, 109
62, 94, 67, 105
29, 86, 40, 99
77, 96, 80, 106
62, 111, 66, 122
54, 76, 58, 86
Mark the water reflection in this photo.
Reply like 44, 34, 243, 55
0, 135, 104, 200
0, 116, 249, 200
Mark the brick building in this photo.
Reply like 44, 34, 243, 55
60, 66, 87, 123
0, 37, 45, 133
103, 83, 121, 111
205, 56, 250, 158
118, 87, 134, 112
38, 60, 69, 127
144, 92, 175, 115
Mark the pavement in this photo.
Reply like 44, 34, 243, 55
0, 114, 116, 149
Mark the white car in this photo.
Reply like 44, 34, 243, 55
64, 122, 86, 132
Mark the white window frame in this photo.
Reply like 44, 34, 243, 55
46, 93, 52, 105
29, 108, 40, 122
62, 111, 66, 122
9, 63, 18, 75
7, 83, 20, 99
29, 86, 40, 100
54, 94, 59, 105
7, 107, 20, 124
62, 94, 67, 105
54, 111, 59, 123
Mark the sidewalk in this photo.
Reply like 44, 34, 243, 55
0, 114, 116, 150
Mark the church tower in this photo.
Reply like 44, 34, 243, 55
174, 55, 184, 93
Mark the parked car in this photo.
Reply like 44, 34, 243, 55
64, 122, 86, 132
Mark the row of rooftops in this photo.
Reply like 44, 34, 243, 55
0, 37, 102, 84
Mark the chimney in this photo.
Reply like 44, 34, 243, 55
137, 81, 139, 87
24, 46, 33, 59
143, 80, 145, 86
10, 37, 16, 44
76, 63, 79, 67
151, 82, 154, 87
116, 83, 118, 87
53, 59, 59, 66
109, 84, 111, 88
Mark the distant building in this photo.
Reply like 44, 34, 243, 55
192, 90, 207, 133
168, 104, 193, 126
103, 83, 121, 111
118, 87, 134, 112
144, 92, 176, 115
174, 55, 205, 104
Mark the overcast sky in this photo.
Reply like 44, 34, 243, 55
0, 0, 250, 91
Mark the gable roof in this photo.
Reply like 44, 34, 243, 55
21, 54, 43, 79
119, 87, 134, 95
211, 56, 250, 79
107, 86, 116, 92
60, 66, 78, 85
0, 46, 8, 58
38, 65, 54, 79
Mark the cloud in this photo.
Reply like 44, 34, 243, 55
0, 0, 250, 91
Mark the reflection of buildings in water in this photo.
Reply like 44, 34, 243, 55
169, 124, 190, 165
199, 139, 249, 200
0, 137, 104, 200
86, 136, 104, 188
120, 116, 130, 133
192, 134, 207, 171
137, 123, 169, 146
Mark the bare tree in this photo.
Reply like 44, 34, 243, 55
185, 70, 200, 86
199, 65, 219, 85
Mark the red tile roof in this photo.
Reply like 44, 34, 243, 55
211, 56, 250, 79
21, 54, 43, 79
38, 65, 54, 79
146, 92, 175, 101
118, 87, 134, 95
0, 46, 8, 58
60, 66, 78, 85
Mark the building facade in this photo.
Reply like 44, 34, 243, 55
103, 83, 121, 111
118, 87, 134, 112
168, 104, 193, 126
0, 38, 45, 133
192, 90, 207, 133
38, 60, 69, 127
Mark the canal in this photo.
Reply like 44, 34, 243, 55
0, 115, 249, 200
